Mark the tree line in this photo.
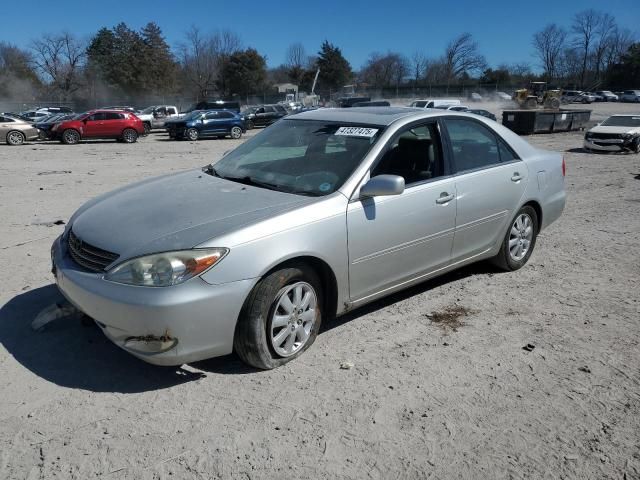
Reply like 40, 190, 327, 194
0, 10, 638, 106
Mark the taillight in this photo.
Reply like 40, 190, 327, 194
562, 156, 566, 177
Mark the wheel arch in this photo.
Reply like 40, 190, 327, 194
521, 199, 542, 233
260, 255, 339, 320
6, 130, 26, 143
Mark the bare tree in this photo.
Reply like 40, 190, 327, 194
360, 52, 407, 89
179, 27, 242, 100
443, 33, 487, 90
571, 9, 601, 88
604, 27, 635, 71
285, 42, 306, 69
592, 13, 617, 81
179, 26, 218, 99
285, 42, 307, 85
532, 24, 566, 80
31, 33, 85, 99
410, 51, 427, 87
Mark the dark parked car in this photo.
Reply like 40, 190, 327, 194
52, 110, 145, 144
242, 104, 287, 129
34, 113, 75, 140
352, 101, 391, 107
165, 109, 245, 140
183, 101, 241, 114
468, 109, 497, 121
339, 96, 371, 107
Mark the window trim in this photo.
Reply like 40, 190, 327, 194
440, 116, 521, 176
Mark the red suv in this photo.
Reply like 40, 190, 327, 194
52, 110, 145, 144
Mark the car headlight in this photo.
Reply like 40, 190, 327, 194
622, 133, 634, 140
104, 248, 228, 287
584, 132, 593, 139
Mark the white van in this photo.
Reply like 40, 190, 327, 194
410, 99, 461, 109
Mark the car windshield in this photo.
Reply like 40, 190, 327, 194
601, 116, 640, 127
72, 112, 88, 120
208, 119, 383, 196
242, 107, 257, 115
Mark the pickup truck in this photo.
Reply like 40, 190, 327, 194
136, 105, 180, 133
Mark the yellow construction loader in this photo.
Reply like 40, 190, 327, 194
513, 82, 562, 109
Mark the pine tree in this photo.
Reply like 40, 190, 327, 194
316, 41, 352, 93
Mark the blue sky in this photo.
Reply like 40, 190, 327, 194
6, 0, 639, 70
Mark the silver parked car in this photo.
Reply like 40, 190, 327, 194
0, 114, 39, 145
51, 108, 566, 368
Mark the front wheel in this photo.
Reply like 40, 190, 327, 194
491, 206, 538, 271
62, 129, 80, 145
143, 123, 151, 135
6, 130, 25, 145
234, 264, 323, 369
230, 126, 242, 139
185, 128, 199, 141
246, 120, 254, 130
122, 128, 138, 143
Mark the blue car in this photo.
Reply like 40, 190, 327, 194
165, 109, 246, 140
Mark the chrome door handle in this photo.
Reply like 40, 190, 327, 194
436, 192, 455, 204
511, 172, 523, 182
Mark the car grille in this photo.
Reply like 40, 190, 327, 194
589, 132, 623, 140
67, 230, 119, 272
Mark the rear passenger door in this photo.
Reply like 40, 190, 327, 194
442, 117, 528, 261
103, 112, 124, 136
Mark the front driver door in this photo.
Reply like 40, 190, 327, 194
82, 112, 107, 138
347, 121, 457, 303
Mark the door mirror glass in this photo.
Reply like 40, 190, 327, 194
360, 175, 405, 198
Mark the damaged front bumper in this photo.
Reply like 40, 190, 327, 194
584, 135, 639, 152
51, 235, 255, 366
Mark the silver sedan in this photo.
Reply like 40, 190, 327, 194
51, 108, 566, 368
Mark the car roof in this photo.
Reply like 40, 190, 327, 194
290, 107, 437, 126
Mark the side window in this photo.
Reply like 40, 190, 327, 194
218, 111, 234, 119
104, 112, 122, 120
444, 118, 501, 173
205, 112, 218, 120
167, 108, 176, 115
497, 138, 518, 163
87, 112, 106, 121
372, 123, 444, 186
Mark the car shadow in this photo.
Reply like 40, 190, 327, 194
0, 284, 206, 393
321, 261, 500, 333
0, 262, 502, 389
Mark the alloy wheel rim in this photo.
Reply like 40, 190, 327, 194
231, 127, 241, 138
124, 130, 136, 142
187, 129, 198, 140
509, 213, 533, 261
65, 131, 77, 143
270, 281, 317, 357
8, 132, 23, 144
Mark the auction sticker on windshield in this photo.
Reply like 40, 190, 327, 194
335, 127, 378, 138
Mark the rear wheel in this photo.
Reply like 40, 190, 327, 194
246, 120, 254, 130
632, 138, 640, 154
491, 206, 538, 271
6, 130, 25, 145
234, 264, 322, 369
549, 98, 560, 109
230, 126, 242, 139
143, 123, 151, 135
122, 128, 138, 143
62, 129, 80, 145
525, 98, 537, 109
185, 128, 199, 141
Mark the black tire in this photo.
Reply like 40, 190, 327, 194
632, 138, 640, 154
185, 128, 199, 141
122, 128, 138, 143
525, 98, 537, 109
549, 98, 560, 109
61, 129, 80, 145
143, 123, 151, 135
230, 126, 242, 139
6, 130, 25, 145
246, 120, 254, 130
491, 205, 539, 271
234, 264, 323, 369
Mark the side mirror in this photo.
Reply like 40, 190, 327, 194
360, 175, 405, 198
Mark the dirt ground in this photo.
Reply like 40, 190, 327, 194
1, 102, 639, 479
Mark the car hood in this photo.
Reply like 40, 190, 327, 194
70, 170, 315, 262
589, 125, 640, 135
